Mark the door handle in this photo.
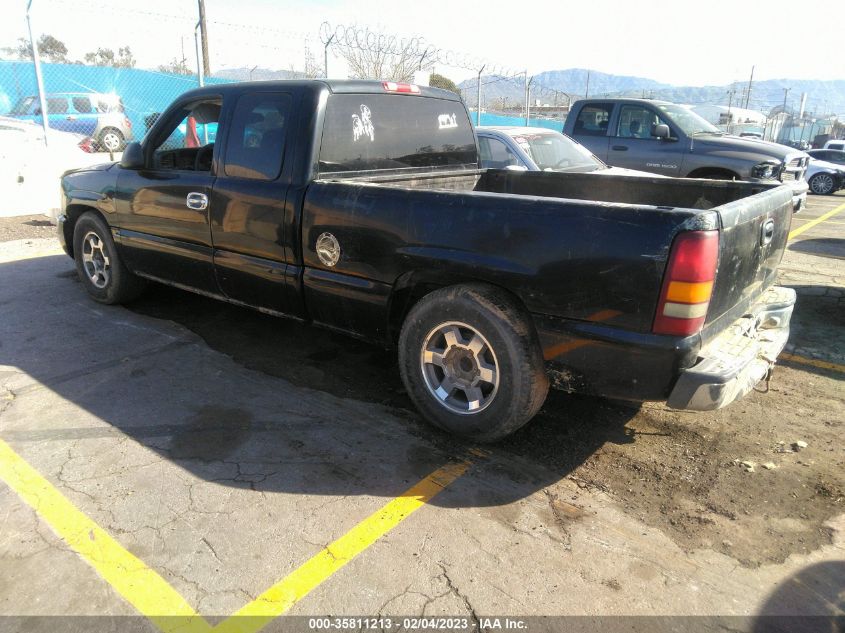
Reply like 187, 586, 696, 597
186, 192, 208, 210
611, 145, 629, 151
66, 115, 77, 121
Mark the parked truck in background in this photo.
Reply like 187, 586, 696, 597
58, 80, 796, 441
563, 98, 809, 212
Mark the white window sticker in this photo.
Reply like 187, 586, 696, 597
438, 113, 458, 130
352, 105, 375, 142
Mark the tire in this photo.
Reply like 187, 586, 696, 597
808, 173, 835, 195
398, 284, 549, 442
72, 212, 146, 304
98, 127, 125, 153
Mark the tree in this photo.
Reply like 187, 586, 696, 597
2, 34, 69, 63
158, 57, 192, 75
429, 73, 460, 95
84, 46, 135, 68
334, 41, 434, 82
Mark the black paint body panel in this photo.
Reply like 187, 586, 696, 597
59, 79, 794, 403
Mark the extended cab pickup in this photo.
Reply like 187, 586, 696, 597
59, 80, 797, 441
563, 98, 809, 212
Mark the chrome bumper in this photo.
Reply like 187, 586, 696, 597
667, 286, 796, 411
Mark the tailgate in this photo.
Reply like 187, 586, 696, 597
701, 184, 793, 345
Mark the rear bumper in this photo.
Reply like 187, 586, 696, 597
666, 285, 795, 411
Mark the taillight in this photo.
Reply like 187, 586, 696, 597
653, 230, 719, 336
382, 81, 420, 94
124, 117, 132, 129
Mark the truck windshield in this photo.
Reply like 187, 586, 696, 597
9, 96, 37, 115
655, 104, 720, 136
510, 131, 604, 171
319, 94, 477, 174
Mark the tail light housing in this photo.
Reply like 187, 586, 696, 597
124, 116, 132, 129
653, 230, 719, 336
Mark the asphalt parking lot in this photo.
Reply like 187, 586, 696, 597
0, 194, 843, 632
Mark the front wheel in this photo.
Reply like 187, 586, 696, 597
72, 212, 146, 304
398, 284, 549, 442
808, 173, 835, 195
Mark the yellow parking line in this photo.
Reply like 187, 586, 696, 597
789, 202, 845, 240
215, 458, 472, 633
0, 438, 211, 633
779, 352, 845, 374
0, 436, 475, 633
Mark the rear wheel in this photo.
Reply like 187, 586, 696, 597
98, 127, 124, 152
808, 172, 835, 195
398, 284, 549, 442
72, 212, 146, 304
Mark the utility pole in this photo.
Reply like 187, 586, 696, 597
726, 89, 735, 133
475, 65, 485, 127
26, 0, 49, 146
197, 0, 210, 77
743, 65, 754, 109
585, 70, 590, 99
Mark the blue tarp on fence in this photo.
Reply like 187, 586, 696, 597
0, 60, 233, 136
474, 112, 565, 132
0, 61, 567, 138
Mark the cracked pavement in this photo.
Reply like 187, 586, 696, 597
0, 197, 844, 626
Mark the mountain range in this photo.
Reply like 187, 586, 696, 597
458, 68, 845, 117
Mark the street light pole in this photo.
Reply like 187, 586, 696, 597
476, 65, 485, 127
25, 0, 49, 146
323, 33, 335, 79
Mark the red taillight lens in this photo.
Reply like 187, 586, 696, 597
124, 117, 132, 129
653, 230, 719, 336
382, 81, 420, 94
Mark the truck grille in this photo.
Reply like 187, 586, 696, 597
779, 156, 807, 183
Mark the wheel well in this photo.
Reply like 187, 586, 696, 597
63, 204, 102, 257
387, 273, 532, 344
686, 167, 740, 181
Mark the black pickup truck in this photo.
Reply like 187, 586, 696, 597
58, 80, 796, 441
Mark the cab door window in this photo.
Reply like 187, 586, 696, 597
223, 92, 292, 181
573, 104, 613, 136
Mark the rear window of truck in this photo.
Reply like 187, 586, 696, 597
318, 94, 477, 175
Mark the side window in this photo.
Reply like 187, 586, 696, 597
152, 99, 221, 171
72, 97, 94, 114
616, 105, 667, 139
224, 93, 292, 181
573, 104, 612, 136
479, 136, 520, 169
46, 97, 69, 114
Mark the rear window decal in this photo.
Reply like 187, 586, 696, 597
352, 105, 374, 142
438, 113, 458, 130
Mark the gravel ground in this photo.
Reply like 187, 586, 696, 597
0, 215, 57, 243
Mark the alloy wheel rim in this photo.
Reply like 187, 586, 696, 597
81, 231, 110, 289
812, 174, 833, 194
103, 132, 120, 151
420, 321, 499, 415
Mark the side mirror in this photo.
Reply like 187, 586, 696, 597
652, 124, 671, 140
120, 142, 144, 169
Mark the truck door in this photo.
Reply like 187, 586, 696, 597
607, 104, 682, 176
209, 91, 298, 315
568, 102, 613, 162
113, 97, 221, 292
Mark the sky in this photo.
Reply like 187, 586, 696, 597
2, 0, 842, 89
